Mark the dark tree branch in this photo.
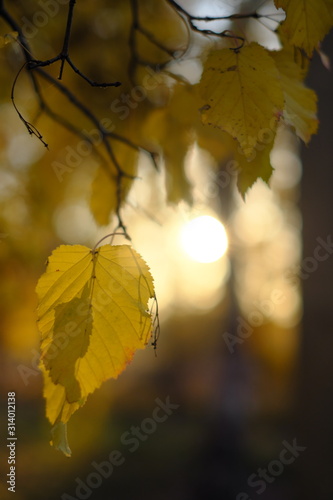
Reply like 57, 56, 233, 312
165, 0, 285, 49
66, 56, 121, 87
35, 68, 134, 175
165, 0, 285, 50
167, 0, 279, 22
58, 0, 76, 80
54, 0, 121, 86
128, 0, 179, 84
166, 0, 245, 49
138, 24, 179, 58
0, 1, 42, 100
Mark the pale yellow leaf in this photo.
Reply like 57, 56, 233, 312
235, 142, 274, 198
198, 43, 284, 158
143, 105, 193, 205
90, 144, 138, 225
272, 48, 318, 142
276, 0, 333, 56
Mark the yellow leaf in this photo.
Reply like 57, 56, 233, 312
198, 43, 284, 158
90, 167, 117, 226
135, 0, 188, 63
143, 105, 193, 205
168, 83, 232, 164
41, 364, 82, 431
276, 0, 333, 56
90, 144, 138, 225
164, 140, 193, 205
37, 244, 155, 454
196, 125, 233, 166
0, 31, 18, 48
235, 142, 274, 198
272, 48, 318, 142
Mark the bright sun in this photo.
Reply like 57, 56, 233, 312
180, 215, 228, 263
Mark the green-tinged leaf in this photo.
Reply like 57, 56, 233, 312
198, 43, 284, 158
276, 0, 333, 56
37, 244, 155, 454
42, 284, 93, 403
50, 422, 71, 458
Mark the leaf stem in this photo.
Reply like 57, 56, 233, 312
92, 232, 128, 252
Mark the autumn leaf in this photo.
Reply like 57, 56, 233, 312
143, 104, 194, 205
168, 83, 231, 165
235, 142, 274, 198
36, 244, 155, 455
90, 143, 138, 225
272, 47, 318, 143
276, 0, 333, 56
198, 43, 284, 159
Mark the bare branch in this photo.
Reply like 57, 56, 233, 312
58, 0, 76, 80
11, 63, 48, 147
66, 57, 121, 88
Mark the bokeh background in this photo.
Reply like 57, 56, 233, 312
0, 1, 332, 499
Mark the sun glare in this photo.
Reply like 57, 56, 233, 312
180, 215, 228, 263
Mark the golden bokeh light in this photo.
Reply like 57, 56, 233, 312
180, 215, 228, 263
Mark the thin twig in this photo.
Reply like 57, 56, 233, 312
66, 56, 121, 87
166, 0, 247, 49
10, 63, 48, 147
59, 0, 76, 80
167, 0, 275, 22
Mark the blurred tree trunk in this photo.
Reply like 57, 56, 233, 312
296, 31, 333, 499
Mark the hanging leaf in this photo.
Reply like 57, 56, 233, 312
235, 142, 274, 198
143, 106, 194, 205
272, 47, 318, 142
90, 143, 138, 225
36, 243, 155, 455
276, 0, 333, 56
198, 43, 284, 159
